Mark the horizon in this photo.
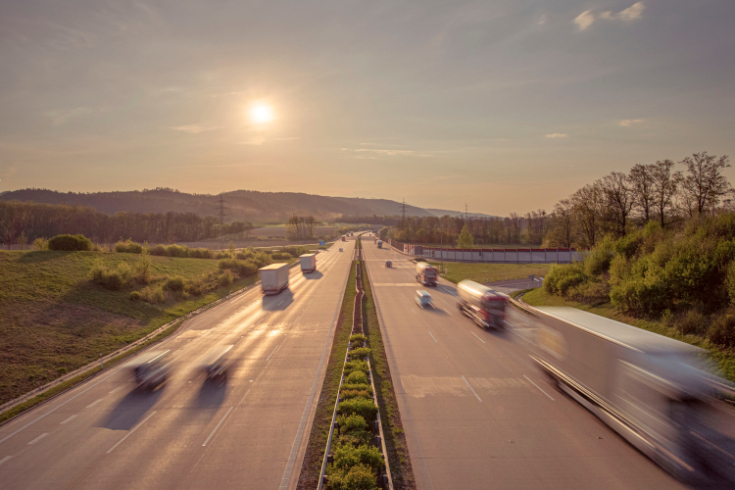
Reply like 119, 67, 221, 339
1, 1, 734, 216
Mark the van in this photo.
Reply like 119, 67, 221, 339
415, 290, 433, 308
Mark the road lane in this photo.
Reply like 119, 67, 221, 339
362, 240, 690, 490
0, 239, 356, 490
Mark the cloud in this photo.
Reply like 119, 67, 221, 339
618, 119, 644, 127
545, 133, 568, 139
171, 124, 221, 134
342, 148, 434, 157
574, 2, 645, 30
47, 107, 95, 126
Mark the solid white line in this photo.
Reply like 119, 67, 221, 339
266, 344, 281, 361
86, 398, 103, 409
27, 433, 48, 445
524, 375, 555, 401
411, 308, 416, 314
60, 415, 77, 425
0, 369, 120, 447
0, 455, 11, 465
106, 411, 157, 454
109, 387, 121, 394
428, 331, 438, 343
202, 407, 233, 447
462, 376, 482, 402
277, 299, 284, 306
471, 331, 486, 344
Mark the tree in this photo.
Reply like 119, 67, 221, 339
457, 224, 474, 248
545, 199, 575, 247
679, 152, 733, 217
600, 172, 635, 237
571, 183, 604, 247
629, 164, 655, 222
650, 159, 680, 227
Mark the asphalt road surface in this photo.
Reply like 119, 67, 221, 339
0, 238, 356, 490
363, 240, 694, 490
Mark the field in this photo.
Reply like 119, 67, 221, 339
0, 250, 268, 405
427, 261, 552, 285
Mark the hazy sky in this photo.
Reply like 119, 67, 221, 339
1, 0, 734, 216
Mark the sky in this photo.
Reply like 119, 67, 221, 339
1, 0, 734, 216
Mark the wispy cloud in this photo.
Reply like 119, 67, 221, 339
171, 124, 221, 134
545, 133, 568, 139
342, 148, 434, 157
47, 107, 95, 126
618, 119, 645, 127
574, 2, 645, 31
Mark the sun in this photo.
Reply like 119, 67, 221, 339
249, 103, 274, 124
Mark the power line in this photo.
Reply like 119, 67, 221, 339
216, 193, 227, 227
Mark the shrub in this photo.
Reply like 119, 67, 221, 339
568, 280, 610, 306
140, 285, 166, 304
214, 252, 231, 259
341, 383, 372, 394
235, 260, 258, 278
708, 310, 735, 348
114, 239, 143, 254
149, 244, 167, 256
340, 389, 372, 401
545, 264, 586, 296
135, 249, 152, 284
337, 414, 368, 434
327, 464, 378, 490
188, 247, 212, 259
218, 270, 234, 286
271, 252, 291, 260
167, 244, 189, 257
344, 360, 368, 376
345, 371, 369, 386
90, 261, 132, 290
165, 276, 186, 292
332, 444, 384, 473
584, 245, 614, 277
33, 237, 48, 251
349, 334, 367, 343
348, 347, 371, 361
614, 231, 643, 260
219, 258, 238, 271
48, 234, 93, 251
236, 251, 254, 261
663, 309, 707, 336
129, 291, 141, 301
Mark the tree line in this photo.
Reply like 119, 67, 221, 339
0, 201, 253, 247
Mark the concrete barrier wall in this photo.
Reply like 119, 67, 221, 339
417, 247, 584, 264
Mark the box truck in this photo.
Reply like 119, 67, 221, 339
300, 253, 317, 273
415, 262, 438, 286
529, 306, 735, 483
457, 280, 506, 329
341, 235, 346, 242
259, 262, 290, 295
377, 240, 383, 249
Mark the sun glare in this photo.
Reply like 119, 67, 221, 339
249, 103, 274, 124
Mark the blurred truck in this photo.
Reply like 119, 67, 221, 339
415, 262, 438, 286
377, 240, 383, 249
341, 235, 346, 242
300, 253, 317, 273
457, 280, 506, 329
529, 306, 735, 484
198, 345, 234, 384
259, 262, 290, 295
126, 350, 171, 391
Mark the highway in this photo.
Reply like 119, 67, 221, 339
0, 238, 356, 490
362, 239, 693, 490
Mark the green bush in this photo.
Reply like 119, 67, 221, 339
332, 444, 385, 473
167, 244, 189, 257
114, 239, 143, 254
235, 260, 258, 278
340, 389, 372, 401
164, 276, 186, 292
338, 396, 377, 422
214, 252, 231, 260
348, 347, 371, 361
569, 280, 610, 306
271, 252, 291, 260
189, 247, 212, 259
90, 261, 132, 290
149, 244, 168, 256
219, 258, 238, 271
663, 309, 707, 336
344, 360, 368, 376
708, 310, 735, 348
48, 234, 93, 251
218, 270, 234, 286
236, 251, 254, 261
140, 285, 166, 304
327, 464, 378, 490
129, 291, 141, 301
337, 414, 368, 434
341, 383, 372, 394
345, 371, 368, 385
349, 334, 367, 343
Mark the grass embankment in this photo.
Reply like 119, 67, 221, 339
0, 250, 266, 405
427, 261, 552, 285
297, 261, 358, 489
522, 288, 735, 384
361, 258, 416, 489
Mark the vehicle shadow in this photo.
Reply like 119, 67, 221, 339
425, 306, 450, 315
196, 379, 227, 408
97, 385, 165, 430
262, 289, 294, 311
303, 271, 323, 280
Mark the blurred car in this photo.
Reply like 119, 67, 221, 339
385, 260, 392, 268
339, 248, 343, 252
127, 350, 171, 391
198, 345, 234, 384
415, 290, 433, 308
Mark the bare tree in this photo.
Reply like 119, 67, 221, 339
679, 152, 733, 217
629, 163, 655, 222
600, 172, 635, 237
571, 183, 604, 247
545, 199, 575, 247
650, 159, 680, 228
525, 209, 550, 245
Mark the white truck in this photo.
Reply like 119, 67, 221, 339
528, 306, 735, 483
377, 240, 383, 249
300, 253, 317, 273
259, 262, 290, 295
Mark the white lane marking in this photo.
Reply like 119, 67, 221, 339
462, 376, 482, 402
277, 299, 284, 306
524, 375, 555, 401
471, 331, 486, 344
27, 433, 48, 445
0, 455, 12, 466
411, 308, 416, 314
202, 407, 234, 447
86, 398, 103, 409
109, 387, 121, 394
60, 415, 77, 425
428, 331, 438, 343
266, 344, 281, 361
0, 369, 120, 447
106, 411, 157, 454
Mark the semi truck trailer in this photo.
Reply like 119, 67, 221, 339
529, 306, 735, 483
300, 253, 317, 273
415, 262, 438, 286
259, 262, 290, 295
457, 280, 506, 329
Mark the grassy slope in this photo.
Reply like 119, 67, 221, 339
427, 261, 552, 284
523, 288, 735, 383
296, 261, 357, 489
0, 250, 264, 404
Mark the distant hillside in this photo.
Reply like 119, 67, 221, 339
424, 208, 500, 219
0, 188, 480, 222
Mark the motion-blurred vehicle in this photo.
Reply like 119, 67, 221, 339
415, 262, 438, 286
377, 240, 383, 249
300, 253, 317, 273
529, 306, 735, 484
339, 248, 343, 252
415, 290, 433, 308
385, 260, 392, 268
127, 350, 171, 391
198, 345, 234, 384
259, 262, 290, 295
341, 235, 346, 241
457, 280, 506, 329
